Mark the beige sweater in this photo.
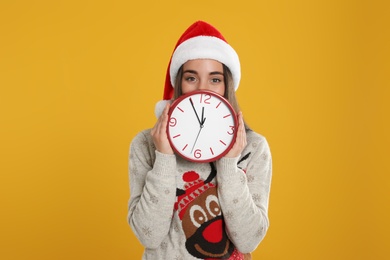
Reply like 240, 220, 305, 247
127, 129, 272, 260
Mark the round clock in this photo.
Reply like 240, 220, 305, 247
167, 90, 238, 163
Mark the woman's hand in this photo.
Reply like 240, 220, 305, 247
225, 111, 247, 158
151, 103, 174, 155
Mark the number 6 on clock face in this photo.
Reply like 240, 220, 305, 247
167, 90, 238, 163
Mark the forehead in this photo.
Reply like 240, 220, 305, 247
183, 59, 223, 72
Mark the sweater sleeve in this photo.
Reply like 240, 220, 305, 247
215, 133, 272, 253
127, 130, 178, 249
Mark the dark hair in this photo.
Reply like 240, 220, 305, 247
173, 63, 250, 130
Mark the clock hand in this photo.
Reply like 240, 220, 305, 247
189, 98, 202, 126
191, 126, 203, 153
201, 107, 205, 125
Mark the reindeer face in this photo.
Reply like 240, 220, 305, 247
181, 187, 234, 259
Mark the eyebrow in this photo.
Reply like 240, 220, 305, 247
183, 70, 224, 75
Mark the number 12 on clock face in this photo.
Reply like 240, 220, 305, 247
167, 90, 238, 163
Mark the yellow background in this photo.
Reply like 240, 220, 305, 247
1, 0, 389, 259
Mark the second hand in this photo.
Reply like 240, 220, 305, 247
191, 125, 203, 153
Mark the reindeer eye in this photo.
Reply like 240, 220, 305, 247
189, 205, 208, 228
206, 195, 220, 217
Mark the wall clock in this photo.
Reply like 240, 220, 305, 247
167, 90, 237, 163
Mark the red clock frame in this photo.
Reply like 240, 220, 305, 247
167, 90, 238, 163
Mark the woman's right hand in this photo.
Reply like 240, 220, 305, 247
151, 103, 174, 155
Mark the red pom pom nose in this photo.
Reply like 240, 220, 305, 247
202, 219, 223, 243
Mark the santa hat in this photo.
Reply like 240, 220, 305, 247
155, 20, 241, 117
174, 171, 215, 220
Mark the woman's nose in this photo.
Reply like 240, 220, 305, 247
198, 80, 208, 90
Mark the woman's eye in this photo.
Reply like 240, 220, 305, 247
186, 76, 196, 82
211, 78, 222, 83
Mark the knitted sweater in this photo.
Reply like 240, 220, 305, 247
127, 128, 272, 260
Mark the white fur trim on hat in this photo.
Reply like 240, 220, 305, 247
169, 36, 241, 90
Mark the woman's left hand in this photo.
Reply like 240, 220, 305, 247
225, 111, 247, 158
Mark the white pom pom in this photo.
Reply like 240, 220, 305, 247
154, 100, 170, 118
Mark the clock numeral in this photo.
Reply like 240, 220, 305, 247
220, 140, 227, 146
194, 149, 202, 159
216, 101, 221, 108
227, 125, 235, 135
200, 94, 211, 104
182, 144, 188, 151
173, 134, 181, 139
210, 147, 214, 155
177, 107, 184, 112
223, 114, 231, 118
169, 117, 177, 127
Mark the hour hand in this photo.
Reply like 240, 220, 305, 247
201, 107, 206, 126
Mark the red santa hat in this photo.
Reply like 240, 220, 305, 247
155, 20, 241, 117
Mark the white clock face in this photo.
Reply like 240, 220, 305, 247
167, 90, 237, 163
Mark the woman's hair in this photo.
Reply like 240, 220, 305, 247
173, 63, 250, 130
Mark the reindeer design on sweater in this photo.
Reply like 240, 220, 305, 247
174, 153, 251, 259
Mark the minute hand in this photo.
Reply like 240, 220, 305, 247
189, 98, 202, 125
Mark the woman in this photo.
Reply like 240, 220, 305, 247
128, 21, 272, 260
